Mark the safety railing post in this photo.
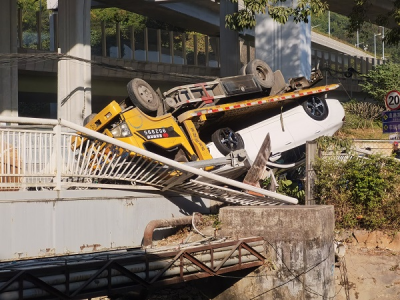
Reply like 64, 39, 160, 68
101, 21, 106, 57
36, 11, 42, 50
130, 25, 135, 60
54, 123, 62, 191
18, 8, 23, 48
116, 22, 121, 59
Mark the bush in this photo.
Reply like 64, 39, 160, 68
313, 154, 400, 231
341, 101, 385, 130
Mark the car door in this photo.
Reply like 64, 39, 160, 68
238, 115, 294, 161
283, 108, 324, 149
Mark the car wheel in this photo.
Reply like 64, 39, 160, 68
301, 96, 329, 121
245, 59, 274, 89
211, 128, 245, 155
83, 113, 97, 126
127, 78, 161, 114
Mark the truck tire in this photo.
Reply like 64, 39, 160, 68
239, 64, 247, 75
301, 96, 329, 121
211, 128, 245, 156
127, 78, 161, 114
245, 59, 274, 89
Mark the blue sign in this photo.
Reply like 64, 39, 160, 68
383, 121, 400, 133
382, 111, 400, 122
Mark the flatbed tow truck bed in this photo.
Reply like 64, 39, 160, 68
177, 83, 340, 123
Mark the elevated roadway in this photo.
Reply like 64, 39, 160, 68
93, 0, 382, 61
94, 0, 398, 36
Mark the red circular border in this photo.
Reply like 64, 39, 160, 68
385, 90, 400, 111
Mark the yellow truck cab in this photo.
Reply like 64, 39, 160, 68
80, 99, 212, 162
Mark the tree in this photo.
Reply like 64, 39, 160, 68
225, 0, 400, 46
225, 0, 328, 31
359, 63, 400, 103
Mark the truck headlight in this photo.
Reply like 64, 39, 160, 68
111, 122, 132, 138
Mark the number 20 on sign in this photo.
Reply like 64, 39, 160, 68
385, 90, 400, 111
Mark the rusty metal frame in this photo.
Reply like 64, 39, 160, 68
0, 237, 264, 300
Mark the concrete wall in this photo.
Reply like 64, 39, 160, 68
207, 206, 336, 299
0, 190, 211, 262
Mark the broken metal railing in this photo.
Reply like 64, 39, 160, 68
0, 116, 297, 205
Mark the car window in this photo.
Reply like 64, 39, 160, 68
273, 144, 306, 165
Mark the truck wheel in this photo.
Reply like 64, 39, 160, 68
245, 59, 274, 89
127, 78, 161, 114
239, 64, 247, 75
211, 128, 245, 156
83, 113, 97, 126
301, 96, 329, 121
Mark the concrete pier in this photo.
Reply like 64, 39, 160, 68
0, 0, 18, 118
202, 206, 335, 299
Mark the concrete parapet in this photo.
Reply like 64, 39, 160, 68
214, 205, 335, 299
0, 190, 211, 262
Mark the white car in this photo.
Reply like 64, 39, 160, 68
207, 96, 345, 165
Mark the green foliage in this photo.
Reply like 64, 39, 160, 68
18, 0, 50, 49
360, 63, 400, 103
91, 8, 147, 29
226, 0, 400, 49
225, 0, 327, 31
277, 178, 305, 203
311, 11, 400, 63
313, 154, 400, 230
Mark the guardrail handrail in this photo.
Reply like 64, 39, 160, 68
0, 116, 297, 205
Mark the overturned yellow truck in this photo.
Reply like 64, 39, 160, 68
78, 59, 340, 165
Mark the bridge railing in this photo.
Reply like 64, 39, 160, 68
18, 7, 383, 75
17, 8, 220, 68
0, 117, 297, 205
312, 49, 383, 76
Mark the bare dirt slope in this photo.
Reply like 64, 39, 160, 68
335, 246, 400, 300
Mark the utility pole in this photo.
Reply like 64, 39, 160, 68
374, 32, 382, 65
381, 26, 385, 61
356, 30, 359, 48
328, 11, 330, 37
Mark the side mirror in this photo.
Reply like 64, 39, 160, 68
269, 153, 282, 162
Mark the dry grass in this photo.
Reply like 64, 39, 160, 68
337, 127, 390, 140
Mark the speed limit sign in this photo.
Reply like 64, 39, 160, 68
385, 90, 400, 110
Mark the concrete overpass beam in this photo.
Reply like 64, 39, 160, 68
255, 5, 311, 81
57, 0, 91, 124
0, 0, 18, 118
219, 0, 240, 77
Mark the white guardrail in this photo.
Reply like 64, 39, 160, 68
0, 117, 298, 205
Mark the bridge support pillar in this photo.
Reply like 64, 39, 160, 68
255, 3, 311, 81
199, 206, 335, 299
57, 0, 91, 124
0, 0, 18, 118
219, 0, 240, 77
